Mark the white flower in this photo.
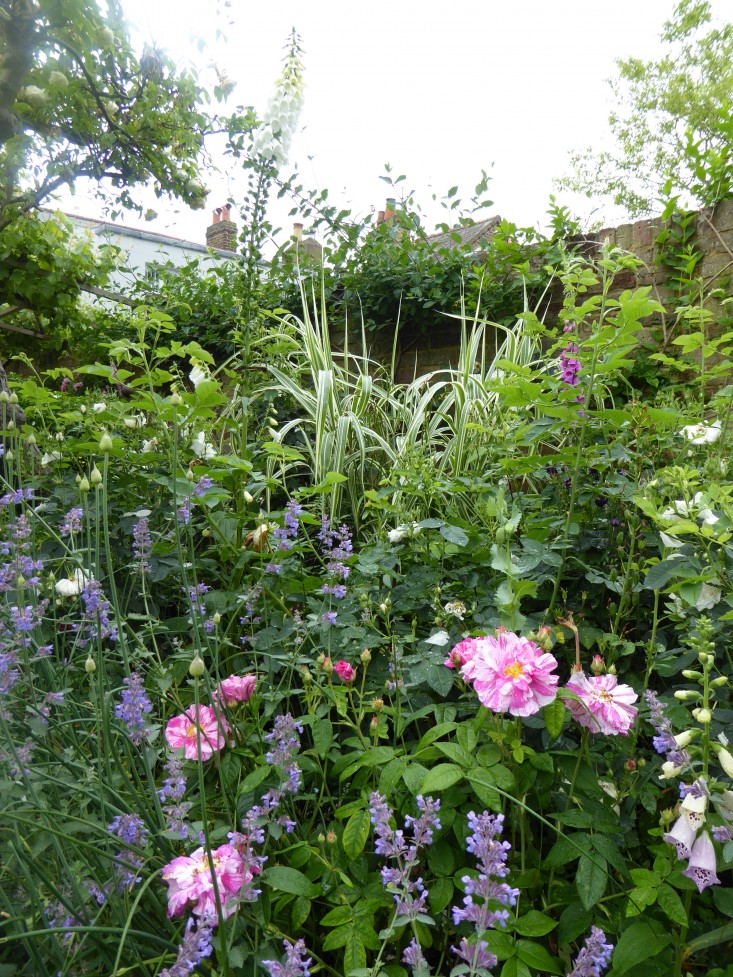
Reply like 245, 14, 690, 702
189, 363, 209, 388
191, 431, 216, 459
55, 568, 91, 597
92, 402, 106, 413
659, 759, 685, 780
695, 583, 722, 611
681, 420, 721, 445
387, 522, 422, 544
40, 451, 62, 466
123, 414, 146, 429
141, 438, 158, 452
660, 531, 685, 549
681, 792, 708, 829
55, 432, 65, 442
444, 600, 466, 620
251, 42, 304, 166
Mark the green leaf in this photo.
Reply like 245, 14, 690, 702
713, 886, 733, 918
344, 933, 367, 976
657, 883, 687, 927
608, 920, 672, 976
516, 939, 564, 973
419, 763, 464, 793
542, 697, 566, 740
342, 810, 371, 860
262, 866, 318, 899
402, 763, 429, 795
576, 854, 607, 910
512, 911, 558, 937
291, 896, 311, 930
440, 524, 469, 547
429, 876, 454, 914
311, 717, 333, 757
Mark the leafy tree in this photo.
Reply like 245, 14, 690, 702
0, 0, 213, 343
559, 0, 733, 216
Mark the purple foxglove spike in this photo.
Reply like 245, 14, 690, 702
682, 831, 720, 893
663, 814, 698, 860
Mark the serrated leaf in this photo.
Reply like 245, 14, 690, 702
419, 763, 464, 793
440, 524, 469, 547
608, 920, 671, 976
342, 810, 371, 860
576, 854, 607, 910
657, 883, 687, 927
512, 911, 558, 937
516, 939, 564, 973
262, 866, 318, 899
542, 697, 566, 739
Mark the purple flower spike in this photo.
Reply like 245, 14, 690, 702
262, 938, 312, 977
682, 831, 720, 893
567, 926, 613, 977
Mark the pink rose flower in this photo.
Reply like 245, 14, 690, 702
333, 660, 355, 683
215, 674, 257, 706
165, 704, 229, 761
444, 636, 490, 669
461, 631, 559, 717
162, 842, 257, 920
565, 672, 638, 735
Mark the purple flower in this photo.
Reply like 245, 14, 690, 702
559, 342, 582, 386
682, 831, 720, 892
77, 580, 117, 645
60, 507, 83, 537
187, 583, 210, 616
402, 938, 429, 972
663, 815, 697, 860
161, 917, 213, 977
273, 499, 303, 551
567, 926, 613, 977
114, 671, 152, 745
240, 714, 303, 845
158, 754, 193, 839
132, 518, 151, 573
322, 611, 337, 625
451, 936, 497, 972
108, 813, 148, 892
192, 475, 213, 498
262, 938, 312, 977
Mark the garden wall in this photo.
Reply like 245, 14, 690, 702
338, 197, 733, 383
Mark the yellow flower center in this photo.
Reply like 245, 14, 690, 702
503, 661, 524, 680
186, 724, 201, 737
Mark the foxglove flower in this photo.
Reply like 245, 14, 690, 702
682, 831, 720, 892
565, 672, 638, 735
663, 815, 697, 860
461, 631, 559, 717
251, 36, 305, 167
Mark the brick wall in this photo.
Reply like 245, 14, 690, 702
333, 198, 733, 383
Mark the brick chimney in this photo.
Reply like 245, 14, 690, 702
206, 204, 237, 251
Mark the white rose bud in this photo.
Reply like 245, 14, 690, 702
189, 654, 206, 678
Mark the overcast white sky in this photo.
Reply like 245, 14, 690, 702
60, 0, 729, 247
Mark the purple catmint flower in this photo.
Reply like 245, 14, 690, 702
273, 499, 303, 552
451, 811, 519, 960
177, 498, 192, 525
77, 580, 117, 645
370, 792, 441, 921
240, 715, 303, 849
644, 690, 691, 774
266, 563, 282, 575
0, 488, 34, 506
132, 518, 151, 573
161, 917, 213, 977
108, 813, 148, 892
192, 475, 213, 498
262, 938, 312, 977
187, 583, 209, 617
402, 938, 429, 971
158, 754, 193, 839
114, 671, 152, 745
712, 825, 733, 843
322, 611, 337, 625
60, 507, 83, 537
452, 936, 497, 972
567, 926, 613, 977
0, 737, 35, 777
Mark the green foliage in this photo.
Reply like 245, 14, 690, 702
560, 0, 733, 215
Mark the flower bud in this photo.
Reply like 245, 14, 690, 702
75, 474, 82, 485
0, 391, 9, 403
625, 759, 637, 772
189, 654, 206, 678
326, 830, 337, 846
243, 490, 254, 503
85, 655, 96, 674
321, 657, 333, 675
674, 729, 698, 748
267, 416, 279, 428
590, 655, 605, 676
300, 666, 312, 684
170, 391, 183, 406
715, 745, 733, 778
16, 574, 26, 588
90, 465, 102, 486
682, 669, 703, 681
711, 676, 728, 688
99, 432, 113, 452
7, 420, 15, 431
26, 433, 36, 446
360, 648, 372, 665
607, 663, 617, 675
212, 612, 221, 625
9, 393, 18, 405
370, 716, 379, 734
79, 476, 91, 493
186, 468, 195, 481
4, 450, 12, 462
692, 707, 712, 724
317, 833, 326, 844
674, 689, 698, 701
372, 698, 384, 713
